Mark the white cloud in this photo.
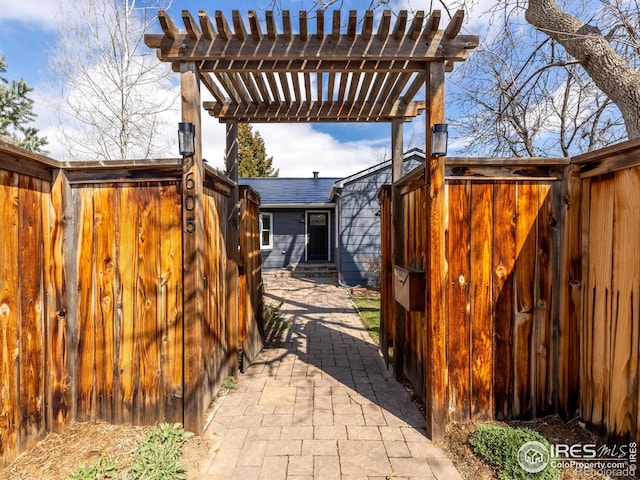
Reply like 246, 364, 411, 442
0, 0, 72, 29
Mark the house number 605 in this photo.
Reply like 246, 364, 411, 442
185, 172, 196, 234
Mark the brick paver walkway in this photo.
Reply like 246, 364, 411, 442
198, 276, 462, 480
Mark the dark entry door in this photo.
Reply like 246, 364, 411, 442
307, 212, 329, 261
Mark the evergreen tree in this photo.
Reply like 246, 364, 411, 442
0, 57, 47, 152
237, 123, 279, 177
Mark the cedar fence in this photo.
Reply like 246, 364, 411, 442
380, 138, 640, 443
0, 141, 263, 465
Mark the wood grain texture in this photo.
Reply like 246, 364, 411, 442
492, 183, 516, 419
609, 168, 640, 440
513, 182, 538, 417
447, 181, 471, 421
470, 183, 493, 420
585, 176, 615, 430
159, 183, 183, 422
0, 170, 20, 462
18, 175, 46, 450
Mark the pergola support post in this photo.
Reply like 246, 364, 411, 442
180, 62, 204, 434
391, 119, 405, 381
225, 120, 240, 377
425, 62, 448, 439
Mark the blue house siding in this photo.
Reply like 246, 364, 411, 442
259, 208, 336, 270
336, 150, 424, 286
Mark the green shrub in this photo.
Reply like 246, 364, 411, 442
469, 424, 561, 480
67, 457, 118, 480
125, 423, 194, 480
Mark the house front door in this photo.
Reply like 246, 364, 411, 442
307, 212, 329, 261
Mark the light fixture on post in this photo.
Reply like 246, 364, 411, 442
178, 122, 195, 157
431, 123, 448, 158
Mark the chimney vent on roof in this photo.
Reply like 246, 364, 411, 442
313, 171, 319, 179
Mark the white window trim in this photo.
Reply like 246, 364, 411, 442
260, 212, 273, 250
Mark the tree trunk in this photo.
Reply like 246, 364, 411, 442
526, 0, 640, 138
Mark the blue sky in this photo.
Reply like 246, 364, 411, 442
0, 0, 489, 177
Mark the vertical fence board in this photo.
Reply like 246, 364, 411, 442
470, 183, 493, 419
609, 169, 640, 439
75, 189, 97, 422
535, 184, 554, 414
513, 182, 538, 417
18, 176, 45, 449
447, 181, 471, 421
558, 165, 582, 417
137, 186, 161, 424
493, 183, 516, 419
378, 186, 393, 365
586, 177, 615, 429
0, 171, 20, 462
117, 185, 141, 424
94, 187, 117, 423
159, 183, 183, 422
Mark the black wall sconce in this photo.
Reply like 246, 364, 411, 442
431, 123, 448, 158
178, 122, 195, 157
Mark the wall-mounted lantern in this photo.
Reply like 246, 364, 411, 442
431, 123, 448, 158
178, 122, 195, 157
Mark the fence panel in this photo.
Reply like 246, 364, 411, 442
239, 186, 264, 367
575, 142, 640, 442
382, 160, 569, 430
0, 143, 260, 466
72, 181, 184, 425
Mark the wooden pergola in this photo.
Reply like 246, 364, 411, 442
144, 8, 478, 436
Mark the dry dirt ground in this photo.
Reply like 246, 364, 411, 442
0, 421, 211, 480
0, 414, 621, 479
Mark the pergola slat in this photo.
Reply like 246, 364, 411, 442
144, 9, 479, 124
332, 11, 341, 41
252, 72, 272, 106
265, 72, 281, 103
214, 72, 241, 104
445, 10, 465, 39
215, 11, 232, 41
408, 11, 424, 40
199, 11, 215, 40
200, 72, 228, 104
299, 11, 308, 41
346, 71, 361, 104
283, 11, 292, 41
240, 72, 262, 105
278, 72, 292, 104
347, 11, 357, 41
327, 72, 336, 103
304, 72, 312, 102
291, 71, 302, 103
377, 10, 391, 40
316, 10, 324, 40
423, 10, 441, 40
362, 11, 374, 40
182, 10, 201, 39
337, 72, 349, 103
232, 10, 247, 41
316, 72, 323, 104
158, 10, 177, 40
392, 11, 408, 41
402, 71, 427, 104
265, 11, 277, 40
248, 10, 262, 41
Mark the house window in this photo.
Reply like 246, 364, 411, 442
260, 213, 273, 249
